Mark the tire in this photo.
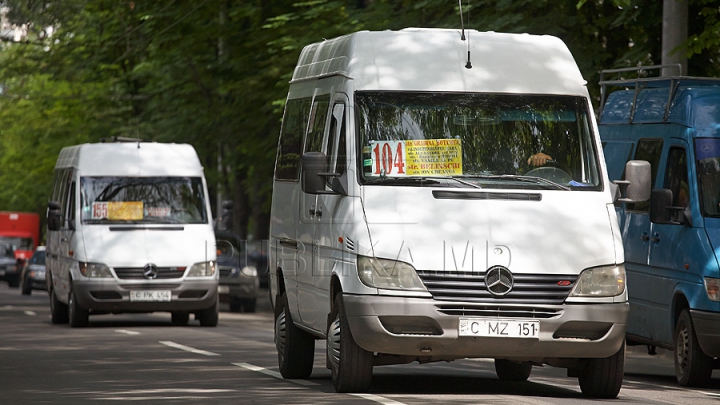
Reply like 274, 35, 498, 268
494, 359, 532, 381
243, 298, 257, 313
327, 293, 373, 393
21, 275, 32, 295
578, 341, 625, 398
275, 292, 315, 379
50, 288, 69, 324
229, 297, 242, 312
171, 311, 189, 326
197, 296, 219, 327
674, 309, 713, 387
7, 274, 19, 288
68, 290, 89, 328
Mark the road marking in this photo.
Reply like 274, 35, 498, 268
24, 311, 36, 316
233, 362, 318, 386
159, 341, 219, 356
115, 329, 140, 335
702, 391, 720, 398
350, 393, 407, 405
233, 362, 406, 404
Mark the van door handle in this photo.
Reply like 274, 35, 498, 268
640, 233, 649, 242
651, 233, 660, 243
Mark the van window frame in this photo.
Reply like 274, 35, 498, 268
275, 98, 312, 181
626, 138, 663, 212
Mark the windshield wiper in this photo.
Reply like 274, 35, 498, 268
454, 174, 571, 190
364, 176, 481, 188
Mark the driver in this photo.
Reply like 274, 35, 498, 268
527, 152, 553, 167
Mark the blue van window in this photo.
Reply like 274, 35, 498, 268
628, 139, 663, 211
695, 138, 720, 216
664, 147, 689, 209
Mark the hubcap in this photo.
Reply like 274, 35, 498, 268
327, 316, 341, 371
676, 324, 689, 373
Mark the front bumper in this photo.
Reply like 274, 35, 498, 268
690, 309, 720, 357
219, 277, 259, 301
72, 278, 218, 313
343, 294, 628, 362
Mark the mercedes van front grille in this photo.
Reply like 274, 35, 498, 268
416, 271, 577, 305
435, 304, 562, 319
114, 267, 185, 279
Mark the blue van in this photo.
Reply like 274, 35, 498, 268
599, 65, 720, 387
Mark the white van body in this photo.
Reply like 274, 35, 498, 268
269, 28, 629, 398
46, 141, 218, 327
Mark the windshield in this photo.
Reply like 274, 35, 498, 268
81, 176, 208, 224
31, 250, 46, 265
695, 138, 720, 217
356, 92, 601, 190
0, 237, 33, 258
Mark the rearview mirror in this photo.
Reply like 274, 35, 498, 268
614, 160, 651, 203
47, 201, 61, 231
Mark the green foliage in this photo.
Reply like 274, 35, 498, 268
0, 0, 718, 238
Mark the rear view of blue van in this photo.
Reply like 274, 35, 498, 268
599, 65, 720, 387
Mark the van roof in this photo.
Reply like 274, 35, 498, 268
55, 142, 204, 176
600, 78, 720, 131
291, 28, 587, 96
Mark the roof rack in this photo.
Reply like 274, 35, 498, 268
598, 64, 720, 123
100, 136, 153, 143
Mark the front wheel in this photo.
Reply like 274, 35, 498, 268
578, 342, 625, 398
275, 292, 314, 379
50, 288, 69, 324
21, 275, 32, 295
494, 359, 532, 381
197, 296, 219, 327
675, 309, 713, 387
327, 293, 373, 393
68, 290, 89, 327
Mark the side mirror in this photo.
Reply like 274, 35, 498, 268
47, 201, 61, 231
650, 188, 692, 226
614, 160, 651, 203
301, 152, 345, 195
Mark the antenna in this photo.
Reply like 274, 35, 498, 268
464, 1, 472, 69
458, 0, 466, 40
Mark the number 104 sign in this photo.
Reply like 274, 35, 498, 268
367, 139, 463, 177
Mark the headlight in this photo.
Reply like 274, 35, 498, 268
705, 277, 720, 301
79, 262, 113, 278
187, 261, 216, 277
357, 256, 427, 291
240, 266, 257, 277
568, 264, 625, 297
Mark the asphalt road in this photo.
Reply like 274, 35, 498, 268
0, 285, 718, 404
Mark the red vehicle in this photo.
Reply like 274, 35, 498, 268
0, 211, 40, 287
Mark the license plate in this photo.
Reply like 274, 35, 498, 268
129, 290, 171, 302
459, 318, 539, 338
0, 269, 5, 276
218, 285, 229, 294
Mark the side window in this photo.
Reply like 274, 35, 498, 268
275, 98, 311, 181
664, 147, 689, 209
67, 182, 76, 227
627, 139, 663, 212
51, 169, 63, 202
326, 103, 347, 176
305, 95, 330, 154
57, 169, 71, 219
